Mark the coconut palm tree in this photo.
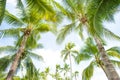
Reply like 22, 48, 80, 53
57, 0, 120, 79
72, 71, 79, 80
61, 42, 78, 80
75, 37, 120, 80
0, 45, 43, 80
0, 0, 61, 79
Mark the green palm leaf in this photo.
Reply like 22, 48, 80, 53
16, 0, 27, 18
25, 0, 54, 14
57, 22, 76, 43
75, 53, 92, 64
35, 23, 50, 32
52, 1, 67, 15
0, 55, 14, 71
0, 0, 6, 25
4, 10, 24, 26
82, 61, 95, 80
110, 60, 120, 68
24, 57, 39, 80
107, 47, 120, 59
0, 28, 24, 38
102, 27, 120, 40
0, 46, 16, 53
87, 0, 120, 36
28, 51, 43, 61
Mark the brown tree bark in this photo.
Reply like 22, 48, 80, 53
94, 36, 120, 80
6, 33, 29, 80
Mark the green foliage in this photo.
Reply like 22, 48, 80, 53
4, 10, 24, 26
61, 42, 77, 61
25, 0, 55, 14
0, 45, 43, 78
76, 37, 120, 80
57, 22, 76, 43
23, 57, 40, 80
57, 0, 120, 44
82, 61, 94, 80
107, 47, 120, 59
0, 0, 6, 25
75, 53, 91, 64
0, 28, 24, 39
110, 60, 120, 68
0, 55, 14, 71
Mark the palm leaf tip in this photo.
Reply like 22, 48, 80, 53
57, 22, 75, 43
82, 61, 94, 80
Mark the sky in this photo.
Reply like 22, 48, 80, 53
0, 0, 120, 80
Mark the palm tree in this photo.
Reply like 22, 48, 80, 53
0, 45, 43, 80
0, 0, 61, 80
57, 0, 120, 79
51, 64, 63, 80
72, 71, 79, 80
61, 42, 78, 80
75, 37, 120, 80
39, 67, 50, 80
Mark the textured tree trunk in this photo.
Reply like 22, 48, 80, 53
69, 53, 72, 80
6, 33, 29, 80
99, 62, 109, 79
94, 36, 120, 80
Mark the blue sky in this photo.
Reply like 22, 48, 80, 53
0, 0, 120, 80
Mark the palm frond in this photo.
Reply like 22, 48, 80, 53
4, 10, 24, 26
0, 55, 14, 71
24, 57, 39, 80
110, 60, 120, 68
87, 0, 120, 37
57, 22, 76, 43
35, 23, 50, 32
28, 51, 43, 61
63, 0, 77, 12
0, 28, 24, 39
61, 50, 69, 61
0, 0, 6, 25
52, 1, 67, 15
16, 0, 27, 18
107, 47, 120, 59
0, 46, 16, 53
102, 27, 120, 41
26, 34, 38, 49
82, 61, 94, 80
25, 0, 54, 14
75, 53, 92, 64
0, 72, 5, 79
75, 23, 84, 39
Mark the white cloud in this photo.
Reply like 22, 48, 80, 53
35, 49, 62, 67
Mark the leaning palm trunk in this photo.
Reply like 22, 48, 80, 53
99, 61, 109, 79
6, 31, 30, 80
94, 36, 120, 80
69, 53, 72, 80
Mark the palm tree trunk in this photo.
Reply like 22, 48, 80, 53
6, 33, 29, 80
75, 74, 77, 80
94, 36, 120, 80
69, 53, 72, 80
99, 62, 109, 79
